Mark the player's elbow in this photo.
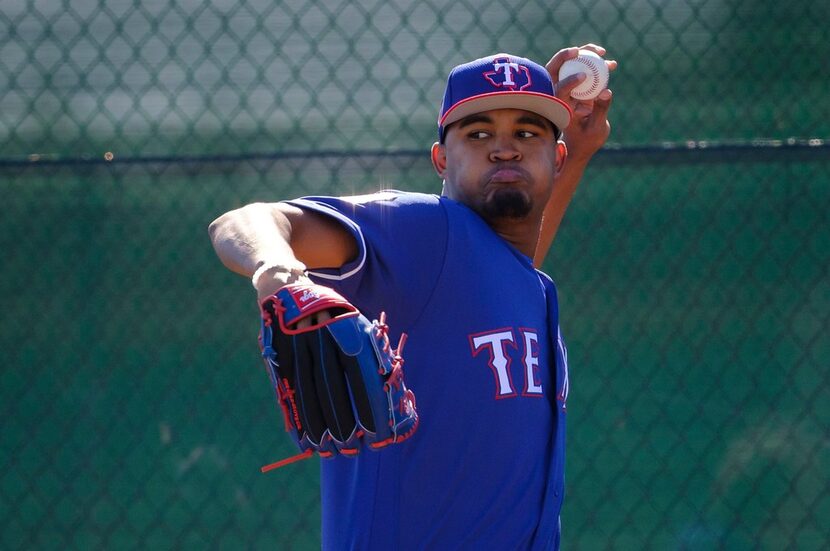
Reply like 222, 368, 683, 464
207, 215, 221, 243
207, 209, 235, 248
208, 202, 266, 244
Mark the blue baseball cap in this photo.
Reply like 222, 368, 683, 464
438, 53, 572, 142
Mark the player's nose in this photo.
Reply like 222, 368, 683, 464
488, 135, 522, 162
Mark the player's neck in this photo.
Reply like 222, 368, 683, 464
488, 217, 541, 259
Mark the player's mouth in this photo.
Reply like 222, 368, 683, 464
486, 165, 530, 185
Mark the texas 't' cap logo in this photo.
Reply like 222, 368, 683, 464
483, 58, 533, 91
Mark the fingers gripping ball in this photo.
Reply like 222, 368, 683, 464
558, 49, 609, 100
259, 283, 418, 470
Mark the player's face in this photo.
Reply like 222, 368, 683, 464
434, 109, 560, 224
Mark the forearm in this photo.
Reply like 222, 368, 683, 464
208, 202, 298, 277
534, 156, 589, 266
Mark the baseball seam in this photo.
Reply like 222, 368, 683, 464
574, 58, 601, 99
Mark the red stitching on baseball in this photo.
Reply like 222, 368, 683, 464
575, 58, 600, 97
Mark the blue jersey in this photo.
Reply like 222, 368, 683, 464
287, 191, 569, 550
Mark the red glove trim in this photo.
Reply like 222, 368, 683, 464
265, 283, 360, 335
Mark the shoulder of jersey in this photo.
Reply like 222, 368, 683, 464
342, 190, 439, 206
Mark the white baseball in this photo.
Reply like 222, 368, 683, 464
558, 50, 609, 101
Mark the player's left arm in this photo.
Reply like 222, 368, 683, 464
534, 45, 616, 267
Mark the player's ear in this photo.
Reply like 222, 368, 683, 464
554, 140, 568, 175
431, 142, 447, 178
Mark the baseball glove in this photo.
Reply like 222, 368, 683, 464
258, 283, 418, 471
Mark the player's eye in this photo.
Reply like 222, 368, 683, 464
468, 130, 490, 140
517, 129, 537, 138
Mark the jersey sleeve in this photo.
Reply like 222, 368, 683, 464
285, 191, 448, 329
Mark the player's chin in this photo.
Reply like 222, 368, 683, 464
482, 187, 532, 219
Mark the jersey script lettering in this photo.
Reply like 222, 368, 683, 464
469, 328, 544, 399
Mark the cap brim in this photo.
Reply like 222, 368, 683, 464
440, 91, 572, 139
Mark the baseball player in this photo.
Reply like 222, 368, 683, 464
210, 45, 613, 549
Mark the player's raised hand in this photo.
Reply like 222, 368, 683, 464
546, 44, 616, 120
546, 44, 615, 162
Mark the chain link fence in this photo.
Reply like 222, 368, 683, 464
2, 0, 828, 549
